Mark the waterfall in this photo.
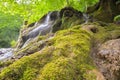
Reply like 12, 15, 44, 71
83, 13, 89, 23
27, 14, 50, 38
22, 11, 60, 48
28, 11, 59, 38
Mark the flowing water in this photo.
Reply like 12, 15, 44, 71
28, 11, 59, 38
0, 48, 14, 61
22, 11, 59, 48
83, 13, 89, 23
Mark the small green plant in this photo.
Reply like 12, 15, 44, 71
114, 15, 120, 22
10, 40, 17, 48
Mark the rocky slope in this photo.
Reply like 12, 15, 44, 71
0, 7, 120, 80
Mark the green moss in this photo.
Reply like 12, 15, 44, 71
0, 60, 13, 71
38, 57, 76, 80
93, 23, 120, 43
21, 67, 38, 80
83, 70, 97, 80
52, 26, 91, 58
61, 15, 84, 29
0, 48, 54, 80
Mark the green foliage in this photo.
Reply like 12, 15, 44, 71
10, 40, 17, 47
67, 0, 99, 12
0, 0, 99, 23
0, 12, 23, 48
0, 0, 66, 23
114, 15, 120, 22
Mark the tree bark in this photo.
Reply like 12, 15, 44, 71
87, 0, 120, 22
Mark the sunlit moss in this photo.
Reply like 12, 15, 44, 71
21, 67, 38, 80
38, 57, 76, 80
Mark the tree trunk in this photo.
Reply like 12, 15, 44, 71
87, 0, 120, 22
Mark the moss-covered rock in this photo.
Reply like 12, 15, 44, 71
0, 26, 98, 80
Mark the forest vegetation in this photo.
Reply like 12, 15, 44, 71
0, 0, 120, 80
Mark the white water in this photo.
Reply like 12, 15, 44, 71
32, 12, 51, 32
22, 12, 53, 48
0, 48, 13, 61
22, 11, 59, 48
28, 12, 53, 37
83, 13, 89, 23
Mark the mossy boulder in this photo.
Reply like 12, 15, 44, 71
0, 26, 99, 80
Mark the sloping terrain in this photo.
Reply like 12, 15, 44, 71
0, 7, 120, 80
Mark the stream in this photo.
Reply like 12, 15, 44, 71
0, 48, 14, 61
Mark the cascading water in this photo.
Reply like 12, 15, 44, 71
0, 48, 13, 61
28, 11, 59, 38
22, 11, 60, 48
28, 12, 52, 38
83, 13, 89, 23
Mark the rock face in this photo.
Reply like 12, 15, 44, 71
95, 39, 120, 80
0, 7, 120, 80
